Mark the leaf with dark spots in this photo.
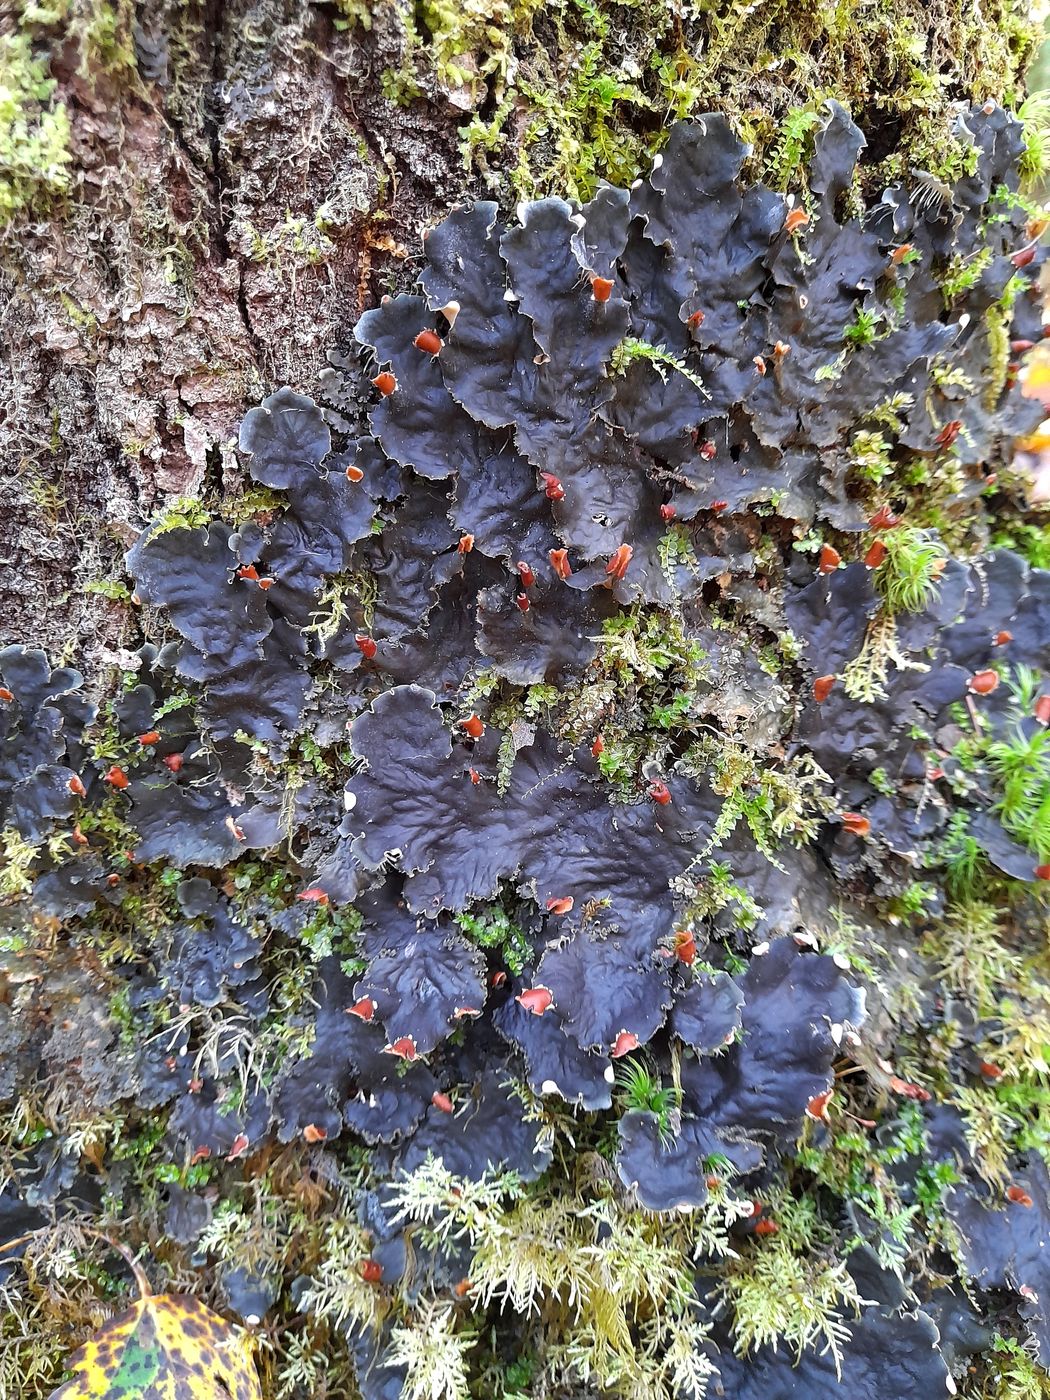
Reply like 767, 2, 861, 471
48, 1289, 263, 1400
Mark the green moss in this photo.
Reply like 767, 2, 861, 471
992, 519, 1050, 569
78, 0, 137, 81
0, 29, 71, 226
616, 1060, 678, 1140
716, 1191, 867, 1369
848, 429, 893, 484
843, 305, 886, 349
611, 336, 707, 394
147, 495, 211, 536
304, 569, 376, 643
240, 210, 337, 269
794, 1102, 959, 1274
978, 1336, 1050, 1399
387, 1157, 739, 1397
941, 246, 995, 302
456, 899, 531, 975
84, 578, 132, 602
876, 526, 947, 613
984, 271, 1029, 411
765, 107, 822, 192
597, 607, 707, 686
947, 667, 1050, 863
447, 0, 1041, 201
382, 0, 545, 107
685, 735, 834, 858
332, 0, 375, 30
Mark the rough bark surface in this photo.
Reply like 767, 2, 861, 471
2, 1, 464, 669
0, 0, 1040, 668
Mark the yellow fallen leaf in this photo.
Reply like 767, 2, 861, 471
48, 1277, 262, 1400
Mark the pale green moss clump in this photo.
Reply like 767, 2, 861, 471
0, 29, 71, 225
357, 0, 1044, 200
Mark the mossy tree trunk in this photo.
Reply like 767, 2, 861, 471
3, 5, 1050, 1398
1, 0, 1041, 669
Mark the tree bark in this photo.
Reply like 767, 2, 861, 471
1, 0, 1041, 666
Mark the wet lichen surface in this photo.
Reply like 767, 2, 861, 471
6, 16, 1050, 1400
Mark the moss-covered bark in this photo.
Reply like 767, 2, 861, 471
0, 0, 1041, 668
2, 5, 1049, 1399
